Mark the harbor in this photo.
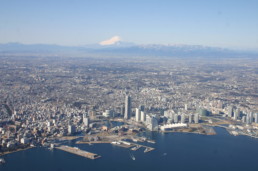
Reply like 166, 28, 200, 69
111, 140, 155, 153
55, 145, 101, 160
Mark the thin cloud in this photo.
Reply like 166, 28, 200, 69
99, 36, 121, 45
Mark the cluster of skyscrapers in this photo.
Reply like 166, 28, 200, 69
164, 110, 199, 124
227, 106, 258, 124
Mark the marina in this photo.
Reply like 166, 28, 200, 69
111, 140, 155, 153
1, 128, 258, 171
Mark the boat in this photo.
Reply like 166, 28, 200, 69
0, 158, 6, 164
132, 138, 138, 142
147, 140, 155, 144
129, 152, 136, 160
131, 146, 137, 150
144, 148, 148, 153
48, 147, 54, 151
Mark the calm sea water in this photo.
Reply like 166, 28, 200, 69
1, 127, 258, 171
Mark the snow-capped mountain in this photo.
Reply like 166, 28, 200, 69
0, 42, 256, 58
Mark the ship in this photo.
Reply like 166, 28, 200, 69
0, 158, 6, 164
129, 152, 136, 160
147, 140, 155, 144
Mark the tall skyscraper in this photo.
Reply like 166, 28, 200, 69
174, 114, 178, 123
228, 106, 234, 117
124, 95, 131, 119
234, 109, 240, 120
249, 112, 254, 123
181, 114, 186, 123
141, 111, 146, 122
255, 113, 258, 123
194, 113, 199, 123
135, 108, 140, 122
189, 114, 192, 123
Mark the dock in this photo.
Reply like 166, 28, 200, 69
111, 141, 134, 148
131, 145, 141, 151
111, 140, 155, 153
55, 145, 101, 160
144, 147, 154, 153
130, 142, 155, 153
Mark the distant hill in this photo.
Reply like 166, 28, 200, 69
0, 42, 257, 58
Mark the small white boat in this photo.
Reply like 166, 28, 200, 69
0, 158, 6, 164
147, 140, 155, 144
129, 152, 136, 160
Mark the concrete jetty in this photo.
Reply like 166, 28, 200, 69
55, 145, 101, 160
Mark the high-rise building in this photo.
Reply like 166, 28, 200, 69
234, 109, 240, 120
124, 95, 131, 119
194, 114, 199, 123
181, 114, 186, 123
68, 125, 76, 135
164, 110, 169, 118
141, 111, 146, 122
246, 115, 251, 124
255, 113, 258, 123
185, 104, 188, 111
146, 114, 158, 131
135, 108, 140, 122
189, 114, 192, 123
174, 114, 178, 123
228, 106, 234, 117
249, 112, 254, 123
242, 116, 247, 123
83, 114, 89, 127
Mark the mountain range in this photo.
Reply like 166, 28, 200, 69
0, 42, 257, 58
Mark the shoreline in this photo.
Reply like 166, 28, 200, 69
0, 146, 35, 157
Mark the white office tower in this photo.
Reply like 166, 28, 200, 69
249, 112, 254, 123
135, 108, 140, 122
234, 109, 240, 120
83, 116, 89, 127
194, 114, 199, 123
228, 106, 234, 117
68, 125, 76, 134
255, 113, 258, 123
181, 114, 186, 123
174, 114, 178, 123
164, 110, 169, 118
246, 115, 251, 124
141, 111, 146, 122
189, 114, 192, 123
124, 95, 131, 120
185, 104, 188, 111
146, 115, 158, 131
242, 116, 247, 123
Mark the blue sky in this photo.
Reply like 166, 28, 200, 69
0, 0, 258, 50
